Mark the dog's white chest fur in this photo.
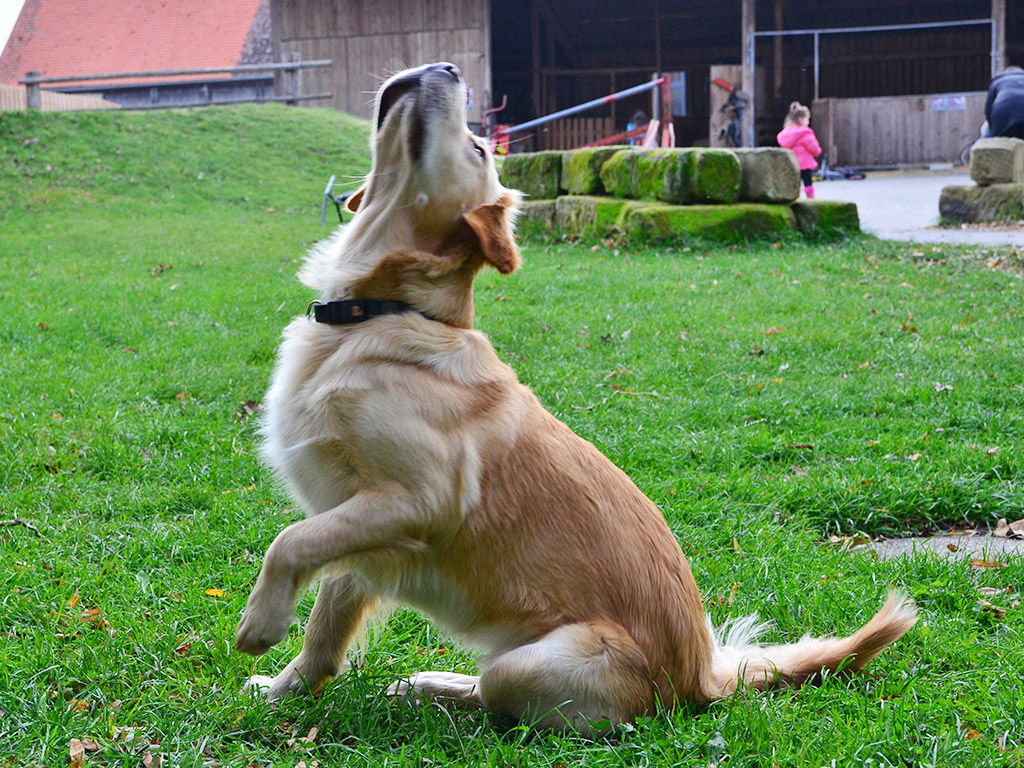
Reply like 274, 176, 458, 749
259, 314, 526, 629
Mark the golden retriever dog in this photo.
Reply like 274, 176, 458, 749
235, 62, 917, 733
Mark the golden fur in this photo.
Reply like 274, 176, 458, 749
235, 62, 917, 733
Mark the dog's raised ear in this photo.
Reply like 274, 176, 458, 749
344, 186, 366, 213
460, 193, 521, 275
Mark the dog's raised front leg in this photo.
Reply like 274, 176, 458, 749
245, 574, 377, 701
236, 487, 424, 655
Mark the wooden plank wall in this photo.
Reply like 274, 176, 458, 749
538, 117, 615, 150
0, 84, 118, 111
272, 0, 490, 123
811, 92, 986, 167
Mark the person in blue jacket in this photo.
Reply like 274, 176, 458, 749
984, 65, 1024, 139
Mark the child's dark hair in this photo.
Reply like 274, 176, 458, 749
784, 101, 811, 127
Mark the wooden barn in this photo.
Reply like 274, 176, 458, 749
272, 0, 1024, 166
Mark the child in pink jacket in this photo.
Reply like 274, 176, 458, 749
776, 101, 822, 198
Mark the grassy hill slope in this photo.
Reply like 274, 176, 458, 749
1, 103, 371, 215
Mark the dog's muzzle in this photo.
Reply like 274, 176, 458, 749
375, 62, 462, 131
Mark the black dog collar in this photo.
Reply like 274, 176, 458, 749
307, 299, 422, 325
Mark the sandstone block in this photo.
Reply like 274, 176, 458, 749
622, 202, 796, 242
516, 199, 557, 235
561, 146, 627, 195
939, 183, 1024, 222
969, 137, 1024, 185
790, 200, 860, 233
498, 151, 563, 199
734, 147, 801, 203
599, 148, 741, 204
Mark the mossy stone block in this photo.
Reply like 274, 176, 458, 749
498, 151, 563, 199
599, 149, 658, 200
599, 148, 741, 203
623, 203, 796, 242
790, 200, 861, 233
939, 183, 1024, 222
516, 199, 557, 237
561, 146, 627, 195
554, 195, 638, 237
687, 148, 742, 204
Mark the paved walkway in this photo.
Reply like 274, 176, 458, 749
813, 167, 1024, 246
872, 534, 1024, 561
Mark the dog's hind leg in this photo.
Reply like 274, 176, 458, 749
386, 671, 485, 708
389, 621, 656, 734
246, 574, 377, 701
478, 622, 656, 734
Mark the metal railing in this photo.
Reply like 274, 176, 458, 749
497, 75, 674, 150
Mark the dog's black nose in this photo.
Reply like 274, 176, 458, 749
433, 62, 461, 82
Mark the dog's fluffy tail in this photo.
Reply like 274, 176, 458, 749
707, 592, 917, 696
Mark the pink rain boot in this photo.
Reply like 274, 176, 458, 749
805, 185, 815, 199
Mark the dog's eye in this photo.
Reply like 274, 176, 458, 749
472, 142, 486, 161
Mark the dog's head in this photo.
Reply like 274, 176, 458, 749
304, 62, 520, 327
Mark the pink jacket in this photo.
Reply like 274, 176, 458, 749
776, 125, 822, 170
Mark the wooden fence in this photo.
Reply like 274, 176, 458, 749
15, 57, 330, 111
812, 91, 986, 167
537, 117, 616, 150
0, 83, 118, 111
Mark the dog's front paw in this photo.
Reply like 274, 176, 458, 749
235, 604, 294, 655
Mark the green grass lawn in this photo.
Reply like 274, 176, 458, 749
2, 106, 1024, 766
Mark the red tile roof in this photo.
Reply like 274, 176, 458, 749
0, 0, 266, 87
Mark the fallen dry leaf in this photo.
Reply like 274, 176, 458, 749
933, 382, 953, 392
727, 583, 739, 607
67, 589, 80, 609
993, 518, 1024, 539
977, 586, 1012, 596
765, 326, 782, 336
966, 729, 982, 740
979, 600, 1009, 619
236, 401, 262, 420
971, 558, 1009, 570
204, 588, 225, 598
828, 534, 872, 550
175, 391, 189, 402
947, 543, 959, 553
70, 739, 86, 768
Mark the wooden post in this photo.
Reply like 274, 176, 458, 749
660, 75, 673, 147
992, 0, 1006, 75
531, 0, 542, 119
25, 71, 41, 110
741, 0, 756, 146
654, 0, 663, 77
283, 52, 300, 106
773, 0, 784, 100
